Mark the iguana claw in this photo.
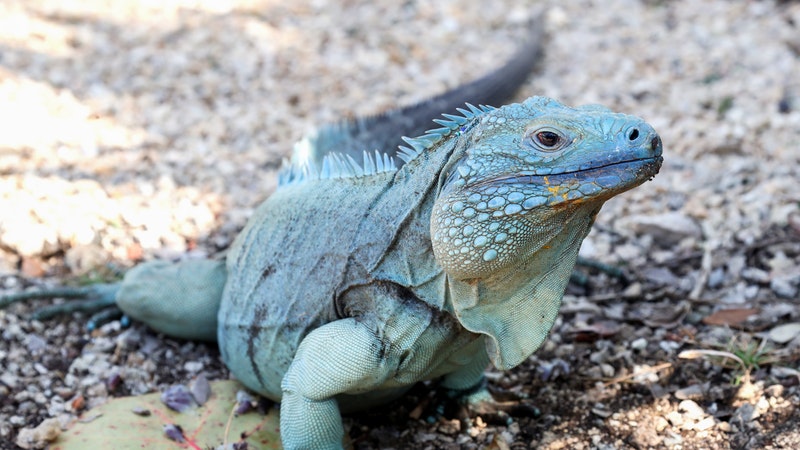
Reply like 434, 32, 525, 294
437, 379, 540, 427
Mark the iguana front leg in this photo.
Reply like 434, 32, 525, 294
280, 318, 400, 450
439, 349, 540, 424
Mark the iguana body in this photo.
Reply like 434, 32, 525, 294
113, 97, 662, 449
2, 20, 664, 450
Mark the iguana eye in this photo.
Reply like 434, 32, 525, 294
536, 131, 560, 147
525, 128, 566, 152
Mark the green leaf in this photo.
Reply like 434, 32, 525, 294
52, 380, 281, 450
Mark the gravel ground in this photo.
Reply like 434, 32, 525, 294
1, 0, 800, 449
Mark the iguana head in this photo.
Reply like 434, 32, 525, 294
429, 96, 662, 369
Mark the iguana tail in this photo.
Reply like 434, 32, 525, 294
114, 259, 226, 341
1, 259, 226, 341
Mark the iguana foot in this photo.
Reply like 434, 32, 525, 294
0, 283, 122, 330
440, 379, 540, 426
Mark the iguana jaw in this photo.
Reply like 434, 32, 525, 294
484, 154, 663, 207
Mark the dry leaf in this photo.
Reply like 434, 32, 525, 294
702, 308, 759, 327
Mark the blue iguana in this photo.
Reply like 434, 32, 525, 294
2, 20, 664, 450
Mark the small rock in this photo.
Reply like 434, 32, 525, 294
764, 384, 784, 398
183, 361, 204, 373
163, 424, 185, 443
235, 390, 256, 415
0, 372, 18, 389
592, 404, 613, 418
189, 374, 211, 406
620, 212, 702, 246
630, 337, 647, 350
659, 340, 681, 353
632, 364, 660, 384
741, 267, 770, 283
438, 419, 461, 435
599, 363, 615, 378
707, 267, 726, 289
767, 251, 795, 273
655, 416, 670, 432
665, 410, 684, 427
25, 334, 47, 354
15, 418, 62, 449
694, 416, 716, 431
675, 384, 708, 400
726, 256, 747, 278
9, 415, 26, 426
662, 430, 683, 446
161, 385, 195, 412
770, 277, 798, 299
678, 400, 706, 421
131, 406, 151, 416
767, 323, 800, 344
736, 381, 762, 401
732, 402, 757, 424
755, 396, 770, 416
640, 267, 681, 286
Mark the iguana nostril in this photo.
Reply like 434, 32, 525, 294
628, 128, 639, 141
650, 135, 661, 150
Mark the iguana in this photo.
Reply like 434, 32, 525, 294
1, 19, 664, 450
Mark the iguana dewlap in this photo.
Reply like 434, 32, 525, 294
112, 96, 662, 449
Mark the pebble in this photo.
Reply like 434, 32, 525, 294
678, 400, 707, 421
732, 403, 757, 424
768, 323, 800, 344
741, 267, 770, 283
630, 338, 647, 350
665, 411, 684, 427
0, 372, 19, 389
618, 212, 702, 246
770, 277, 798, 299
183, 361, 204, 373
674, 384, 707, 400
693, 417, 716, 432
14, 418, 61, 450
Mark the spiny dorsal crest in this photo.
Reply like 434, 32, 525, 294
278, 103, 495, 187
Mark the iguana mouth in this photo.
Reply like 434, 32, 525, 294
485, 156, 663, 188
